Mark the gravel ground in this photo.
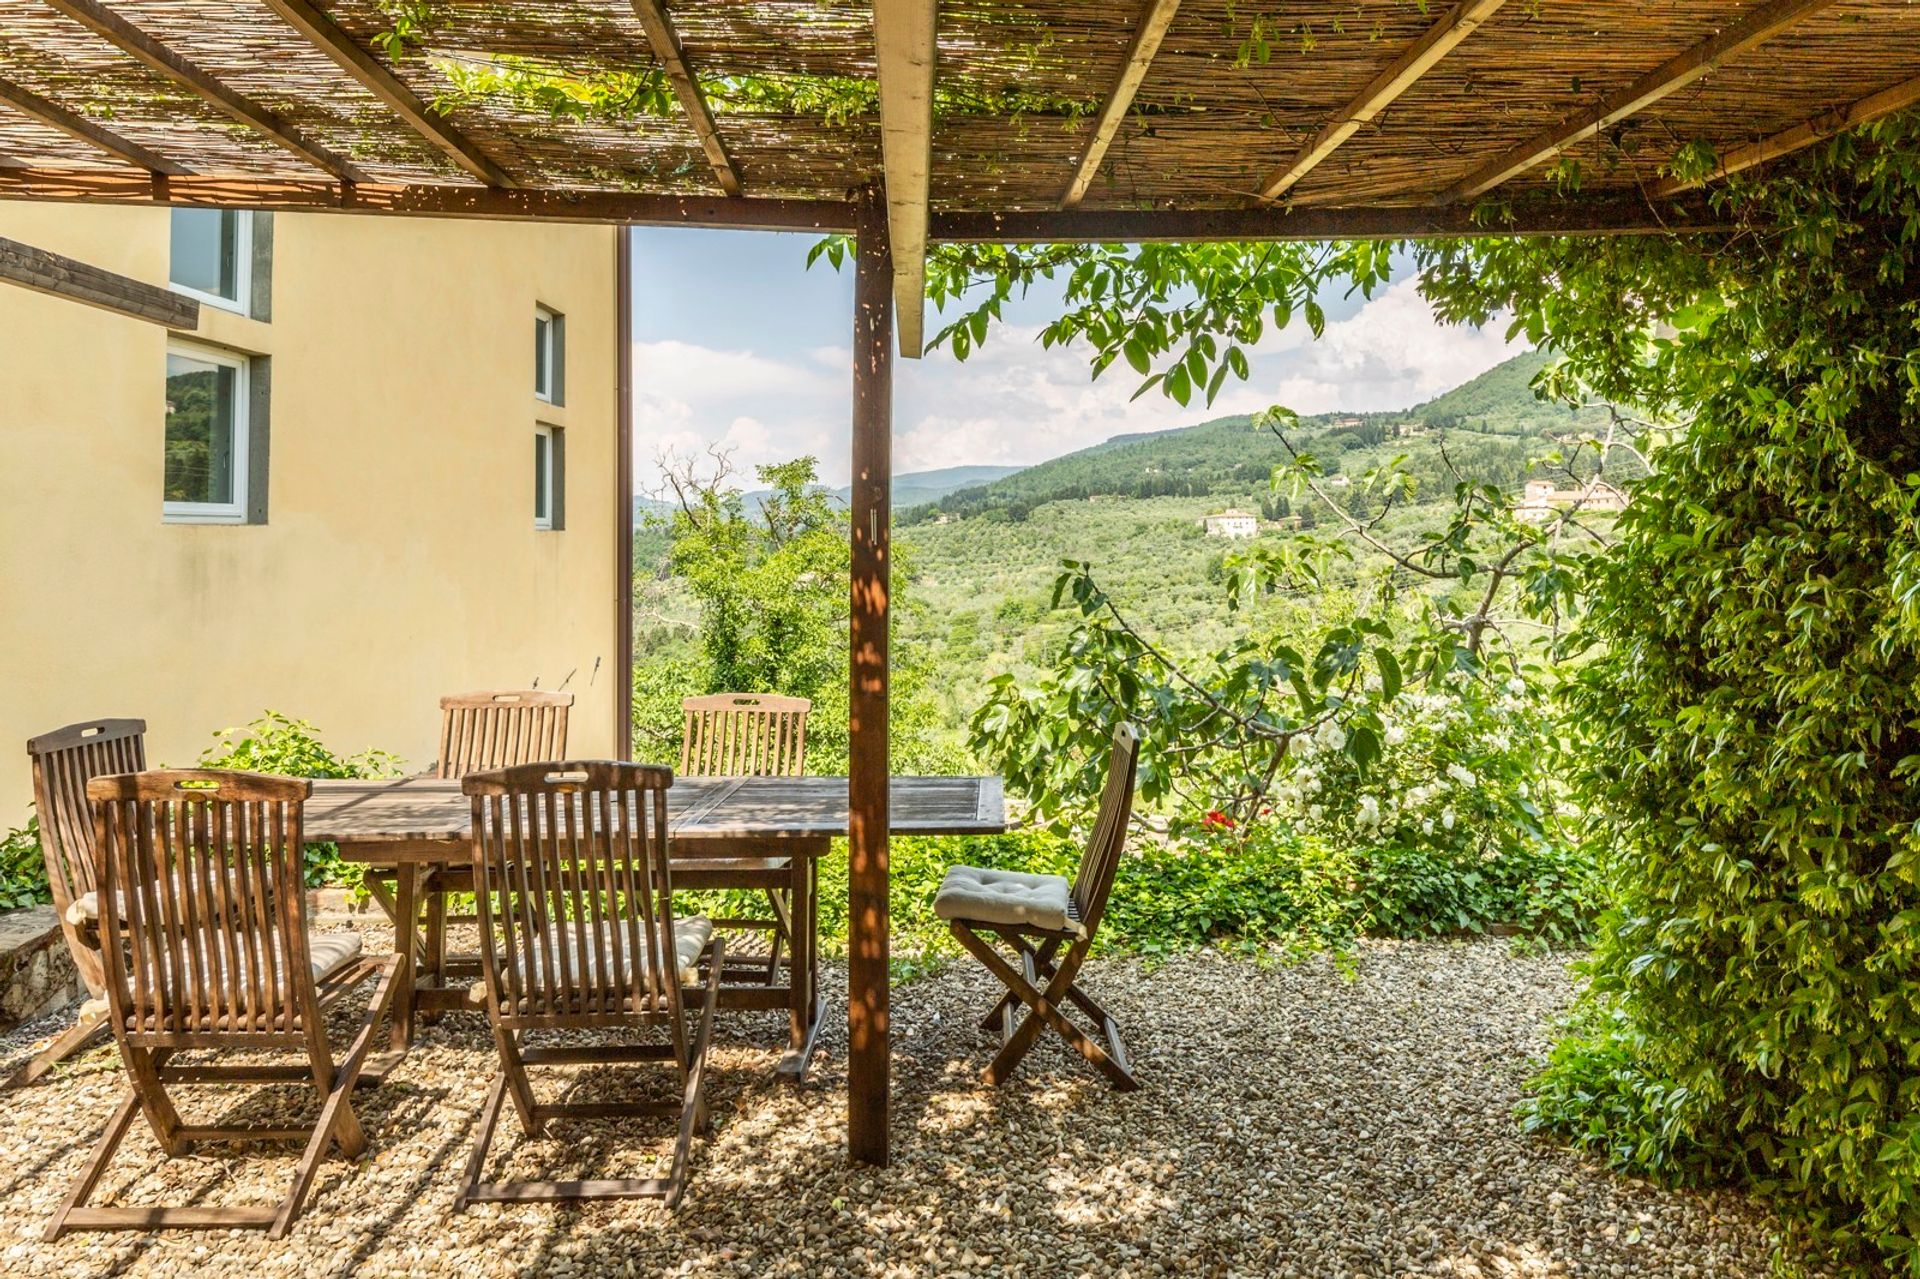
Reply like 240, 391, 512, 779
0, 932, 1810, 1278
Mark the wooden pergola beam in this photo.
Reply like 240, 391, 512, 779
0, 169, 853, 230
0, 79, 187, 175
0, 235, 198, 327
258, 0, 516, 188
627, 0, 740, 197
42, 0, 368, 184
1259, 0, 1505, 202
1062, 0, 1182, 208
0, 169, 1728, 242
872, 0, 937, 359
934, 196, 1728, 243
1650, 75, 1920, 196
1440, 0, 1842, 203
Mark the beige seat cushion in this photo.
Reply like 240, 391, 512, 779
474, 915, 714, 1002
68, 891, 360, 983
934, 865, 1084, 937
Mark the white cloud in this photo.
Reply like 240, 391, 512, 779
633, 276, 1524, 490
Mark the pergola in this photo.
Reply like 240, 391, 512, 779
2, 0, 1917, 1166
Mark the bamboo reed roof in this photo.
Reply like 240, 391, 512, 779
0, 0, 1914, 215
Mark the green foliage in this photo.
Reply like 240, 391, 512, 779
632, 455, 960, 774
197, 712, 403, 887
1447, 118, 1920, 1273
0, 818, 50, 911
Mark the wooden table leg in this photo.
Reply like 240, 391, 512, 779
420, 880, 448, 1024
388, 865, 419, 1054
776, 840, 827, 1081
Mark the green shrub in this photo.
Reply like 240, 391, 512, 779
197, 711, 403, 886
1519, 996, 1733, 1189
0, 819, 50, 910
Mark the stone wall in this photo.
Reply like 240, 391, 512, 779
0, 908, 80, 1031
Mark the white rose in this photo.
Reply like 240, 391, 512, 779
1384, 724, 1407, 747
1447, 763, 1477, 787
1422, 818, 1435, 836
1357, 796, 1380, 826
1442, 807, 1457, 831
1316, 721, 1348, 753
1506, 677, 1527, 697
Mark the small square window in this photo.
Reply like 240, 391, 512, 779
164, 343, 250, 524
170, 209, 250, 313
534, 425, 563, 530
534, 306, 558, 403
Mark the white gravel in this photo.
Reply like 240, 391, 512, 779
0, 933, 1814, 1277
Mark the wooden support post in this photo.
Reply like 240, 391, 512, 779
616, 226, 635, 759
848, 184, 894, 1167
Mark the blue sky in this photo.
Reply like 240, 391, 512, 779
628, 228, 1527, 490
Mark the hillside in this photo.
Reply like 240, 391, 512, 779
902, 348, 1605, 525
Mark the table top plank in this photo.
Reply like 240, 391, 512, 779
304, 774, 1007, 848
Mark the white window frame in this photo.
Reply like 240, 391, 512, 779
534, 424, 556, 530
168, 209, 252, 315
163, 341, 250, 525
534, 305, 557, 403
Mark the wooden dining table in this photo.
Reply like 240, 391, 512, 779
303, 773, 1005, 1081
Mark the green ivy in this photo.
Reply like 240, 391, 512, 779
0, 818, 50, 911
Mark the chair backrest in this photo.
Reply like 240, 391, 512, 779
87, 769, 317, 1044
1069, 723, 1141, 937
679, 693, 810, 777
464, 760, 684, 1025
28, 719, 146, 993
435, 690, 573, 779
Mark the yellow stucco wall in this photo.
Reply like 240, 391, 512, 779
0, 204, 622, 820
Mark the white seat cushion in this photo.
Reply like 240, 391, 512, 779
934, 865, 1084, 937
67, 883, 361, 985
475, 915, 714, 1002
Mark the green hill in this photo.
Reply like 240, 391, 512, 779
902, 349, 1605, 525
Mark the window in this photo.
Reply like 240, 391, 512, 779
534, 425, 563, 530
534, 305, 564, 404
164, 343, 250, 524
169, 209, 251, 312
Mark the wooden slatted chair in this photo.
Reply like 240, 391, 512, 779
936, 723, 1142, 1090
47, 770, 400, 1241
6, 719, 148, 1089
369, 689, 576, 982
434, 689, 574, 779
457, 761, 723, 1210
676, 693, 810, 985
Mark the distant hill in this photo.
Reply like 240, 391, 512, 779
901, 349, 1612, 524
740, 464, 1026, 514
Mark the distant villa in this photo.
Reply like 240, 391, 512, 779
1517, 478, 1628, 523
1203, 509, 1258, 538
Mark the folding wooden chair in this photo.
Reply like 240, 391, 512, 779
456, 761, 724, 1210
47, 770, 400, 1241
936, 723, 1141, 1090
365, 689, 576, 989
5, 719, 147, 1090
433, 690, 574, 780
676, 693, 810, 986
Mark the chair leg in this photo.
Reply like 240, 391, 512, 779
666, 940, 725, 1210
43, 1090, 139, 1241
979, 938, 1060, 1032
492, 1024, 543, 1138
271, 959, 398, 1240
3, 1005, 110, 1091
454, 1073, 509, 1213
951, 924, 1137, 1091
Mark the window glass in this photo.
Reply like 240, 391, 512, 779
534, 309, 554, 400
534, 428, 553, 527
170, 209, 243, 304
164, 345, 245, 522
